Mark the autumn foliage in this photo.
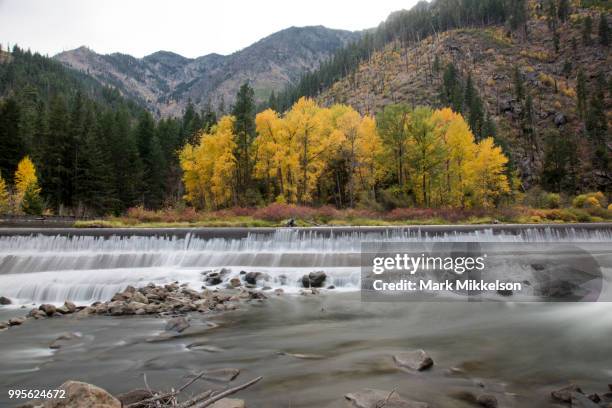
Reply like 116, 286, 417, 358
180, 98, 510, 210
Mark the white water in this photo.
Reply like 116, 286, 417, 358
0, 228, 611, 304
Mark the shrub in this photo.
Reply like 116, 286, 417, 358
572, 191, 606, 208
538, 73, 555, 87
568, 208, 592, 222
253, 203, 315, 221
543, 193, 561, 209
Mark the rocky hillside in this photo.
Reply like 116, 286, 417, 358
55, 26, 360, 117
318, 8, 611, 190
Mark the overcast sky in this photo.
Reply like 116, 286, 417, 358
0, 0, 417, 58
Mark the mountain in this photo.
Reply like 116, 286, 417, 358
54, 26, 360, 117
316, 8, 611, 191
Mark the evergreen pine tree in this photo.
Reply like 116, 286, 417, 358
599, 14, 609, 46
0, 171, 10, 213
232, 82, 256, 203
21, 183, 43, 215
40, 95, 71, 211
0, 98, 25, 177
513, 66, 524, 102
558, 0, 569, 22
576, 68, 588, 119
582, 16, 593, 46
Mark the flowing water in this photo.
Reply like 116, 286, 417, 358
0, 226, 611, 407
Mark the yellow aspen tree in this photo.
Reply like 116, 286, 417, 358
13, 156, 43, 215
179, 116, 237, 209
430, 108, 477, 207
284, 98, 335, 204
406, 107, 446, 207
335, 107, 362, 207
254, 109, 286, 201
469, 137, 510, 208
355, 115, 383, 203
0, 171, 10, 213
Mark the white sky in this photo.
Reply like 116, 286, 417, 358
0, 0, 417, 58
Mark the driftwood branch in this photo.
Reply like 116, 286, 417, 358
124, 373, 262, 408
191, 376, 263, 408
126, 371, 206, 408
175, 390, 213, 408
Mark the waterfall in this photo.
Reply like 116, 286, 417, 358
0, 227, 610, 304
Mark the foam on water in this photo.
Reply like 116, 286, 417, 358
0, 227, 610, 304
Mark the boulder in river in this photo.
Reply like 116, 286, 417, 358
8, 317, 25, 326
0, 296, 11, 305
210, 399, 245, 408
477, 394, 498, 408
44, 380, 121, 408
200, 368, 240, 382
165, 316, 190, 333
345, 388, 429, 408
571, 392, 600, 408
244, 271, 269, 285
39, 303, 57, 316
49, 332, 82, 349
551, 384, 583, 403
115, 389, 155, 406
229, 277, 242, 288
393, 349, 434, 371
302, 271, 327, 288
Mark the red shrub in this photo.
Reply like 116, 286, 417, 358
253, 203, 316, 221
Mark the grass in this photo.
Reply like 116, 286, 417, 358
73, 204, 612, 228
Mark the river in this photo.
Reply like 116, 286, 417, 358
0, 225, 611, 407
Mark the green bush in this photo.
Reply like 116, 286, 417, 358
572, 191, 607, 208
21, 184, 43, 215
543, 193, 561, 209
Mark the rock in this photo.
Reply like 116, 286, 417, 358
200, 368, 240, 382
587, 394, 601, 403
277, 274, 288, 285
127, 302, 148, 313
8, 317, 25, 326
39, 304, 57, 316
0, 321, 8, 329
554, 113, 567, 127
278, 351, 325, 360
134, 308, 146, 315
209, 399, 245, 408
165, 316, 189, 333
56, 305, 71, 314
345, 389, 428, 408
477, 394, 498, 408
571, 392, 600, 408
552, 384, 582, 403
244, 271, 269, 285
63, 301, 77, 313
274, 288, 284, 295
393, 350, 434, 371
285, 218, 296, 227
327, 285, 335, 289
108, 301, 128, 316
0, 296, 11, 305
75, 307, 94, 317
115, 389, 155, 406
302, 271, 327, 288
229, 277, 242, 288
43, 380, 121, 407
131, 292, 149, 304
49, 332, 82, 349
29, 309, 48, 319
